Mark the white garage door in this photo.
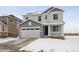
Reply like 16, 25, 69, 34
21, 27, 40, 38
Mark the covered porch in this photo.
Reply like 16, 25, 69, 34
42, 25, 64, 39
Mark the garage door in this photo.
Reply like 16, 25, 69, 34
21, 27, 40, 38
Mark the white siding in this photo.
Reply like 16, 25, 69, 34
22, 7, 64, 38
23, 11, 63, 24
23, 14, 41, 22
42, 11, 63, 23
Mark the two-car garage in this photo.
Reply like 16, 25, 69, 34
20, 27, 40, 38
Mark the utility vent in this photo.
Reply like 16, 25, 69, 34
28, 21, 32, 26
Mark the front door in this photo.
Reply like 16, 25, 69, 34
43, 26, 48, 36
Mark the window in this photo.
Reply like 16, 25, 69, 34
45, 15, 47, 19
26, 17, 28, 19
26, 28, 30, 30
38, 16, 41, 21
53, 26, 59, 32
31, 28, 34, 30
10, 19, 12, 22
35, 28, 39, 30
28, 22, 32, 26
22, 28, 25, 30
2, 26, 4, 31
53, 14, 58, 20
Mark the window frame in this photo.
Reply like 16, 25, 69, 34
2, 26, 4, 31
45, 15, 47, 20
53, 14, 58, 20
22, 28, 26, 30
30, 28, 34, 30
53, 26, 59, 32
38, 16, 41, 21
10, 19, 12, 22
26, 16, 28, 19
35, 28, 39, 30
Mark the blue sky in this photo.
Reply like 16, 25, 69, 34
0, 6, 78, 33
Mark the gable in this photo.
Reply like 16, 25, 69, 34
42, 7, 63, 13
42, 7, 54, 13
9, 15, 22, 22
19, 20, 42, 27
50, 8, 64, 12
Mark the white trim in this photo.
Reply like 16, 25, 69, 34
42, 22, 64, 25
48, 25, 50, 36
21, 27, 40, 29
51, 32, 61, 33
21, 27, 40, 31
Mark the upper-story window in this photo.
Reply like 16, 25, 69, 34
45, 15, 47, 20
53, 14, 58, 20
26, 17, 28, 19
38, 16, 41, 21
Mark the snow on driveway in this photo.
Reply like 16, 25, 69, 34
20, 36, 79, 52
0, 37, 18, 44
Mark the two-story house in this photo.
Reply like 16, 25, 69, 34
0, 15, 22, 37
19, 7, 65, 39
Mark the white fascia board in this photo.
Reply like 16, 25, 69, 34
42, 22, 64, 25
21, 27, 40, 28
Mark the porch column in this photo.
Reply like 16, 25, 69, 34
61, 25, 64, 36
48, 25, 50, 36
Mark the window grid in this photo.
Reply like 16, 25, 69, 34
53, 14, 58, 20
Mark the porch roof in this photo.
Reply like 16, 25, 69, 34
41, 21, 65, 25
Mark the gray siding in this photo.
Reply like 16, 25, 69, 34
20, 20, 41, 27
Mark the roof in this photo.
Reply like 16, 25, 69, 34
42, 7, 63, 13
0, 20, 7, 24
0, 16, 8, 24
19, 19, 41, 26
50, 8, 64, 12
0, 20, 7, 25
42, 7, 54, 13
8, 15, 23, 22
0, 15, 22, 22
0, 15, 23, 25
23, 13, 41, 16
23, 7, 64, 16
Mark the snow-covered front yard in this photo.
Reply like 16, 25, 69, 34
20, 36, 79, 52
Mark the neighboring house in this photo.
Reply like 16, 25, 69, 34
0, 20, 8, 37
19, 7, 65, 39
0, 15, 22, 37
